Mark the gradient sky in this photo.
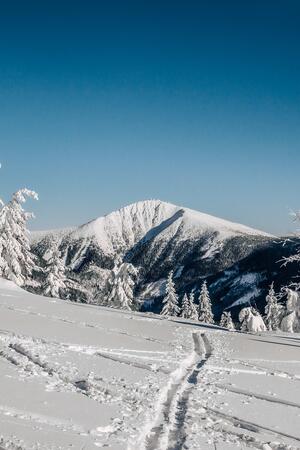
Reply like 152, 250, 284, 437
0, 1, 300, 235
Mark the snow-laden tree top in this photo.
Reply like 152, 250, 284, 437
0, 188, 38, 286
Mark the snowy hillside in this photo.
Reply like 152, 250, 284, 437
31, 200, 281, 312
0, 280, 299, 449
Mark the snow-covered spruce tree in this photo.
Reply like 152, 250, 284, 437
181, 292, 198, 320
281, 211, 300, 270
99, 265, 117, 307
264, 283, 283, 331
280, 289, 299, 332
198, 281, 214, 324
280, 211, 300, 331
220, 311, 235, 330
161, 270, 180, 316
239, 307, 267, 333
180, 293, 189, 318
105, 261, 138, 310
43, 248, 67, 298
0, 189, 38, 286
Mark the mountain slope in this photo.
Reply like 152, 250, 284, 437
30, 199, 299, 316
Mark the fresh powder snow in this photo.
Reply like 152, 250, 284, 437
0, 279, 299, 449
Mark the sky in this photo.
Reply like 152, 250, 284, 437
0, 1, 300, 235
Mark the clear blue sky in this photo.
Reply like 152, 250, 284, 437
0, 1, 299, 235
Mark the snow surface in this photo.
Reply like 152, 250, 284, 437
0, 279, 299, 449
31, 200, 273, 256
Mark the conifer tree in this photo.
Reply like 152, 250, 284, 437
264, 283, 283, 331
105, 261, 138, 310
0, 189, 38, 286
198, 281, 214, 324
220, 311, 235, 330
161, 271, 180, 316
43, 248, 67, 298
181, 292, 198, 320
279, 211, 300, 330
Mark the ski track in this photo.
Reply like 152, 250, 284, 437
207, 360, 300, 382
0, 329, 168, 359
216, 383, 300, 410
0, 404, 86, 435
0, 303, 164, 344
168, 334, 212, 450
143, 332, 211, 450
193, 352, 300, 449
3, 341, 89, 397
204, 405, 300, 445
0, 330, 172, 385
1, 293, 300, 449
235, 359, 300, 381
95, 351, 171, 374
210, 421, 299, 450
0, 336, 115, 404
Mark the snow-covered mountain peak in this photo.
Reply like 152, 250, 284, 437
68, 199, 272, 251
69, 199, 179, 253
31, 200, 273, 259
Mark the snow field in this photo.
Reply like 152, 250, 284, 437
0, 280, 299, 449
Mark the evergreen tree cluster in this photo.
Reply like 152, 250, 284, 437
0, 183, 100, 302
220, 311, 235, 330
159, 271, 236, 330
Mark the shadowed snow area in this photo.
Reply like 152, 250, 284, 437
0, 279, 299, 449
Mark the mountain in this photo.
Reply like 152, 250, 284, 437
30, 200, 300, 317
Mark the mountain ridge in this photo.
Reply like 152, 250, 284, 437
31, 199, 273, 247
30, 199, 298, 318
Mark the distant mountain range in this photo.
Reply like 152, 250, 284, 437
31, 200, 300, 318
